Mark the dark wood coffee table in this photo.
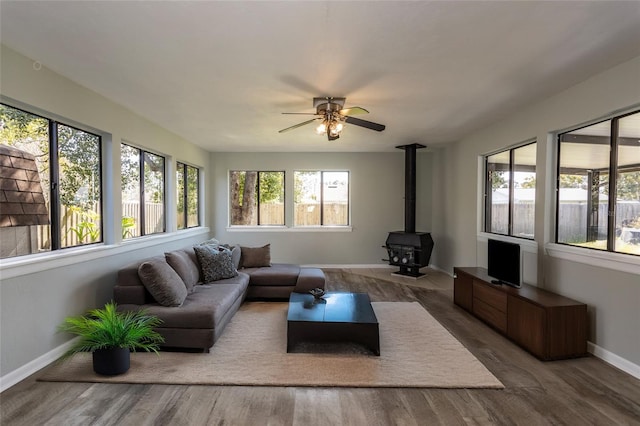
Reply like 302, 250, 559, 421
287, 292, 380, 356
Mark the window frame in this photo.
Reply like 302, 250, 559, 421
555, 108, 640, 257
0, 102, 104, 258
228, 170, 286, 227
483, 141, 536, 240
293, 170, 351, 227
120, 142, 166, 238
176, 161, 200, 230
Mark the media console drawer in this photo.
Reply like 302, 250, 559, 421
473, 297, 507, 333
473, 280, 507, 312
453, 266, 588, 360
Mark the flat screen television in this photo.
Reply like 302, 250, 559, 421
487, 238, 521, 288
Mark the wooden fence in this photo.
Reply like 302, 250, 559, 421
34, 202, 165, 249
6, 200, 637, 258
122, 202, 164, 238
257, 203, 349, 226
491, 202, 640, 242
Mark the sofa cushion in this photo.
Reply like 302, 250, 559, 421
245, 263, 300, 286
165, 248, 200, 292
127, 274, 250, 329
138, 259, 188, 307
240, 244, 271, 268
194, 245, 238, 283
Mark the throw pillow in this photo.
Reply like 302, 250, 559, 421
138, 260, 188, 307
216, 243, 242, 271
165, 249, 199, 292
198, 238, 220, 247
230, 245, 241, 271
240, 244, 271, 268
193, 245, 238, 282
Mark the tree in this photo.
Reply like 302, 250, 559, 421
617, 171, 640, 201
57, 124, 101, 210
294, 171, 317, 203
229, 171, 284, 225
490, 171, 508, 189
520, 176, 536, 189
1, 105, 101, 211
559, 174, 587, 189
230, 171, 257, 225
0, 104, 50, 202
120, 143, 140, 200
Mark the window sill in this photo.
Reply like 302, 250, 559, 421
0, 227, 210, 280
226, 226, 352, 233
477, 232, 538, 253
545, 243, 640, 275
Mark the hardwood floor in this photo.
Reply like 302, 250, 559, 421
2, 268, 639, 425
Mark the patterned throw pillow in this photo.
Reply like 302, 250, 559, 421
193, 245, 238, 283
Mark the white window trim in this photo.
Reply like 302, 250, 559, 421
479, 139, 537, 237
477, 232, 538, 253
548, 105, 640, 276
545, 242, 640, 275
293, 169, 351, 228
0, 227, 209, 280
226, 225, 352, 233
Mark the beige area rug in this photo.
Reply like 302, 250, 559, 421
39, 302, 503, 388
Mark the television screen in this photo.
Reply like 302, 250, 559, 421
487, 239, 521, 288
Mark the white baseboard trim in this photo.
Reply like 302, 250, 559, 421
301, 264, 395, 269
427, 264, 453, 277
588, 341, 640, 379
0, 337, 78, 393
302, 264, 449, 272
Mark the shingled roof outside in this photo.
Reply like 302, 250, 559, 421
0, 144, 50, 227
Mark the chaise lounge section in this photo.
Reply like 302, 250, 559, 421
114, 243, 325, 351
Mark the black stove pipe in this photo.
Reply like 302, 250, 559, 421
396, 143, 425, 234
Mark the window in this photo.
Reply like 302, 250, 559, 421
0, 103, 102, 259
121, 143, 165, 238
484, 142, 536, 238
229, 171, 284, 226
177, 162, 200, 229
557, 110, 640, 256
294, 171, 349, 226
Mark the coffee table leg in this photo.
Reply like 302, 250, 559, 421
361, 325, 380, 356
287, 322, 294, 353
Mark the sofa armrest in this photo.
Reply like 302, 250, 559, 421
114, 257, 162, 305
114, 285, 147, 305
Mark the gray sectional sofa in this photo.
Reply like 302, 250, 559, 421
114, 242, 325, 351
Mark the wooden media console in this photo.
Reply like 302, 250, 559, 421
453, 267, 588, 360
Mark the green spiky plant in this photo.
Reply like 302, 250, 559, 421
58, 302, 164, 359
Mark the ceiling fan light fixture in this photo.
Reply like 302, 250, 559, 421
279, 97, 385, 139
328, 120, 343, 137
316, 121, 328, 135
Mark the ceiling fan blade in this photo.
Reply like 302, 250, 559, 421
278, 118, 319, 133
282, 112, 320, 115
339, 106, 369, 116
344, 116, 386, 132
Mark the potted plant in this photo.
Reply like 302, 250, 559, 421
58, 302, 164, 375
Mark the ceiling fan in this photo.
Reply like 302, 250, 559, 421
278, 97, 386, 141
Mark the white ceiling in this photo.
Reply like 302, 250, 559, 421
1, 1, 639, 153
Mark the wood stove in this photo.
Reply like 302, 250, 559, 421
384, 143, 434, 277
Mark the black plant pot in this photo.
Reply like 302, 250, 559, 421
92, 347, 130, 376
